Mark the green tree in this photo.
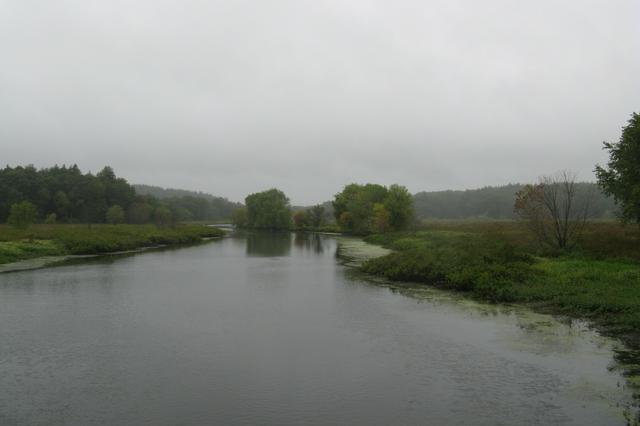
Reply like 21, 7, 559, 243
154, 206, 173, 227
53, 190, 71, 221
292, 210, 308, 229
333, 183, 412, 233
128, 202, 153, 224
372, 203, 391, 233
383, 184, 414, 230
74, 175, 107, 225
44, 213, 57, 224
333, 183, 387, 234
231, 207, 248, 228
0, 164, 140, 224
308, 204, 326, 228
8, 201, 38, 229
595, 112, 640, 224
338, 211, 353, 230
105, 205, 125, 224
245, 189, 291, 230
98, 166, 135, 210
172, 207, 194, 222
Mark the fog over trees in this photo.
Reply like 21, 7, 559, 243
1, 1, 638, 204
412, 183, 616, 220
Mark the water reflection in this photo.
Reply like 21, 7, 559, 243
245, 231, 292, 257
293, 232, 325, 254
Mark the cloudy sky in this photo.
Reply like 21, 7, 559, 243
1, 0, 638, 204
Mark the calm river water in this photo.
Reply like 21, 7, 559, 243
0, 232, 637, 425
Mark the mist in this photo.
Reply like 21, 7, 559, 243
1, 0, 639, 204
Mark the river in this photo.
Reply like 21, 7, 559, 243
0, 232, 636, 425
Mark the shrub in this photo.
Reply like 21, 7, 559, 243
7, 201, 38, 229
106, 205, 125, 224
45, 213, 57, 224
362, 230, 534, 302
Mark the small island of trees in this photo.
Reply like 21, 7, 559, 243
231, 183, 414, 234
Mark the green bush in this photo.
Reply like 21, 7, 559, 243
8, 201, 38, 229
106, 205, 125, 224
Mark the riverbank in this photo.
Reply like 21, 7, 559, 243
4, 230, 637, 425
0, 224, 225, 265
361, 222, 640, 349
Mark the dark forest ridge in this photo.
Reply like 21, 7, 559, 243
0, 165, 239, 225
134, 184, 236, 203
412, 183, 616, 220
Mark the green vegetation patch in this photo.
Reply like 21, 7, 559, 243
361, 225, 640, 334
0, 240, 62, 264
0, 224, 224, 264
520, 259, 640, 332
362, 230, 535, 302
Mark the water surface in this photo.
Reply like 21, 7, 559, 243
0, 232, 636, 425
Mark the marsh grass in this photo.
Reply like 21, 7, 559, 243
0, 224, 224, 264
0, 240, 62, 264
362, 221, 640, 336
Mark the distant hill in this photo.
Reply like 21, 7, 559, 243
134, 184, 227, 201
134, 184, 242, 221
413, 183, 617, 220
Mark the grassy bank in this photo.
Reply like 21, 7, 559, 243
0, 224, 224, 265
362, 222, 640, 339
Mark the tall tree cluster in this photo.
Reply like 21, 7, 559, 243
333, 183, 414, 234
0, 165, 238, 225
0, 165, 135, 224
244, 189, 292, 230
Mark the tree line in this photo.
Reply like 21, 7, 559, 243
0, 165, 135, 225
0, 165, 236, 227
413, 183, 616, 220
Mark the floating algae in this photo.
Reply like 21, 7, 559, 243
336, 236, 391, 267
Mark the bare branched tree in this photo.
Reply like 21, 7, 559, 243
514, 171, 593, 250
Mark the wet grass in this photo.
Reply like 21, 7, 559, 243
362, 222, 640, 338
0, 240, 62, 264
0, 224, 224, 264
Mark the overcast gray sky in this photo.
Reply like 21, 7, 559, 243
1, 0, 639, 204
